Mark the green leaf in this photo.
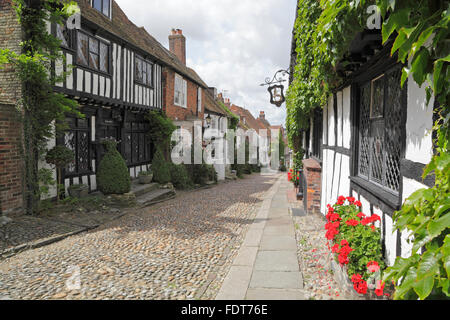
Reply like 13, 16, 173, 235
382, 8, 410, 43
427, 212, 450, 238
411, 47, 431, 86
392, 31, 407, 56
413, 275, 434, 300
417, 251, 440, 280
395, 266, 417, 299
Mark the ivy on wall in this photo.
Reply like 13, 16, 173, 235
288, 0, 449, 300
287, 0, 449, 151
0, 0, 81, 214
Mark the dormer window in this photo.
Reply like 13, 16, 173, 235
92, 0, 111, 18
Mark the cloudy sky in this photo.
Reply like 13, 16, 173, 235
115, 0, 297, 127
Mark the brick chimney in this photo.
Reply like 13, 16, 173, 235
224, 98, 231, 108
259, 111, 265, 120
169, 29, 186, 65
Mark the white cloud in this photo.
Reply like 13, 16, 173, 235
115, 0, 297, 126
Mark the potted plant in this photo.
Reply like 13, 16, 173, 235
45, 145, 75, 203
138, 170, 153, 184
68, 184, 89, 198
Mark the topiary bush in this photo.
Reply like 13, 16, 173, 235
97, 139, 131, 195
152, 148, 171, 184
170, 163, 192, 189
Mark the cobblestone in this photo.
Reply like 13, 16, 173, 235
0, 174, 275, 300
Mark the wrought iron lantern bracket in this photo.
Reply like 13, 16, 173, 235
260, 69, 290, 108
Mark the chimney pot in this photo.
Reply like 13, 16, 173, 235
169, 28, 186, 65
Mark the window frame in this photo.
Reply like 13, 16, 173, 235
92, 0, 111, 19
351, 62, 407, 208
75, 30, 111, 75
134, 55, 154, 88
174, 73, 187, 108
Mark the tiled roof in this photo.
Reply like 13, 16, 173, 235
230, 105, 265, 132
75, 0, 208, 88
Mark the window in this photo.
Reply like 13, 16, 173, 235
76, 32, 109, 73
92, 0, 111, 18
56, 23, 72, 48
64, 117, 92, 176
357, 66, 405, 194
135, 55, 153, 87
174, 74, 187, 108
124, 121, 152, 166
197, 87, 202, 113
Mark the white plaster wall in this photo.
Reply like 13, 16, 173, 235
405, 74, 434, 164
328, 95, 335, 147
38, 123, 57, 199
320, 148, 329, 215
385, 214, 398, 266
323, 102, 328, 145
342, 87, 351, 149
336, 91, 343, 147
339, 154, 350, 197
325, 149, 334, 206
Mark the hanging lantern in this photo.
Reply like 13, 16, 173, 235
260, 69, 290, 108
268, 84, 285, 107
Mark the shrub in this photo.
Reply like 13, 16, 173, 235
97, 139, 131, 195
152, 148, 171, 184
45, 145, 75, 202
170, 163, 192, 189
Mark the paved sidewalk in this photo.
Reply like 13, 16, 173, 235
216, 175, 304, 300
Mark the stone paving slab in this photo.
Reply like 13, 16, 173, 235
241, 228, 264, 247
249, 271, 303, 289
263, 225, 295, 236
233, 247, 259, 266
254, 251, 300, 272
246, 288, 305, 300
215, 266, 253, 300
260, 235, 298, 251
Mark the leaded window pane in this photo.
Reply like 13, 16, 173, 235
357, 66, 403, 194
100, 42, 109, 73
147, 63, 153, 86
56, 23, 69, 48
135, 58, 143, 83
89, 38, 99, 70
77, 33, 88, 65
371, 75, 384, 118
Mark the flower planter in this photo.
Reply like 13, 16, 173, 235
138, 173, 153, 184
68, 184, 89, 199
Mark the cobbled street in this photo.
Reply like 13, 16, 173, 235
0, 174, 278, 300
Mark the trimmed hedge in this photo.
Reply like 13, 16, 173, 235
152, 148, 171, 184
97, 140, 131, 195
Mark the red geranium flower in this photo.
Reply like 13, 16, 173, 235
357, 212, 366, 219
370, 214, 381, 222
354, 200, 362, 207
346, 197, 355, 204
370, 225, 376, 231
361, 217, 371, 226
337, 196, 346, 205
367, 261, 380, 273
375, 281, 385, 297
354, 279, 368, 295
346, 219, 359, 227
340, 239, 349, 246
331, 244, 340, 253
351, 274, 362, 283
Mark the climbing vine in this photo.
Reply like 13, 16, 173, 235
287, 0, 449, 150
0, 0, 80, 214
288, 0, 449, 300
